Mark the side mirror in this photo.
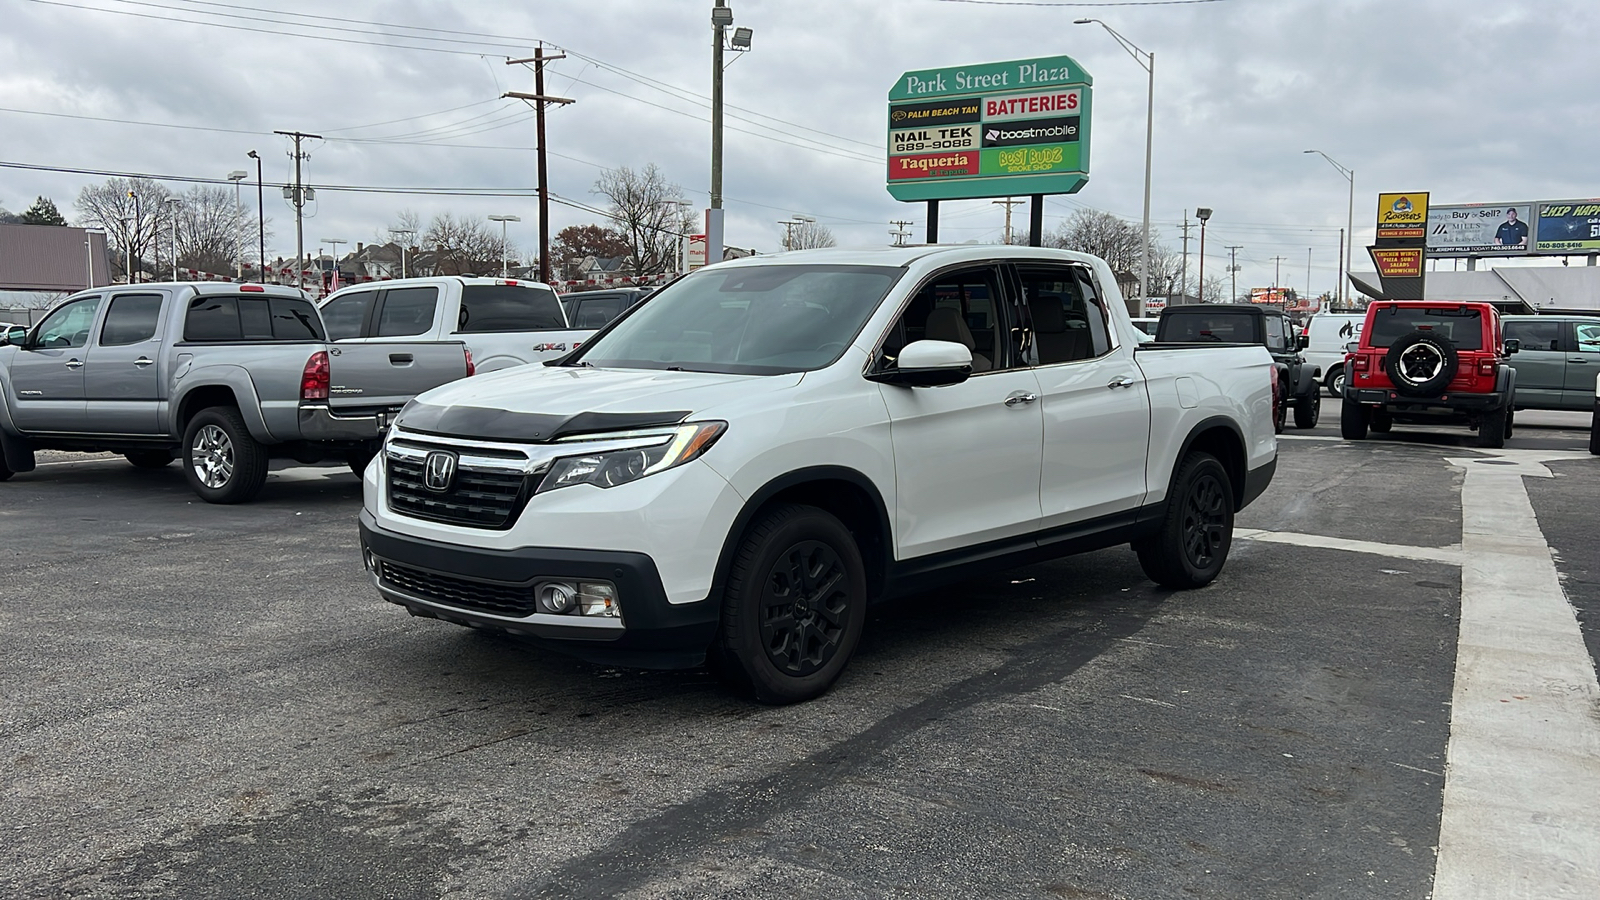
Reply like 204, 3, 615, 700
3, 326, 27, 347
1295, 334, 1310, 350
867, 339, 972, 387
1503, 338, 1520, 356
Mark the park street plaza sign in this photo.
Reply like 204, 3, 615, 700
887, 55, 1093, 202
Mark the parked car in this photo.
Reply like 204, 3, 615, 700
1302, 312, 1366, 396
1500, 315, 1600, 411
1129, 316, 1159, 336
358, 246, 1278, 703
319, 276, 592, 374
0, 282, 471, 501
1156, 304, 1321, 432
1340, 301, 1517, 447
561, 288, 652, 330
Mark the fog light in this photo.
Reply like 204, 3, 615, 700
362, 546, 376, 572
537, 582, 577, 614
577, 582, 619, 617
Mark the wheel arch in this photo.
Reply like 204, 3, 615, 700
1173, 416, 1249, 508
173, 376, 272, 443
710, 466, 893, 605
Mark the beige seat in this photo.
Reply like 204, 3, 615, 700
924, 307, 991, 372
1031, 298, 1089, 364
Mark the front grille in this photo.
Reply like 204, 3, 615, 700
386, 456, 538, 529
378, 560, 537, 617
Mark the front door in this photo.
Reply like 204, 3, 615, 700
875, 265, 1044, 560
1015, 263, 1151, 530
83, 291, 167, 434
9, 296, 101, 433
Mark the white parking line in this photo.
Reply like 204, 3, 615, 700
1234, 528, 1462, 565
268, 466, 356, 483
1432, 451, 1600, 898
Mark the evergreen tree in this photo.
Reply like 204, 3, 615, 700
21, 196, 68, 226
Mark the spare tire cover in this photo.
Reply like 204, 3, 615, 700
1385, 330, 1459, 397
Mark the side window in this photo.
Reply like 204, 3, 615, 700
99, 294, 162, 346
1264, 317, 1288, 352
880, 267, 1005, 373
1015, 266, 1111, 365
376, 287, 440, 337
270, 298, 325, 341
1573, 323, 1600, 354
321, 291, 376, 340
183, 297, 241, 342
35, 297, 103, 349
572, 296, 623, 329
1504, 319, 1564, 352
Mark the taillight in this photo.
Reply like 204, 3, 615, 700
301, 351, 329, 401
1353, 354, 1370, 372
464, 347, 475, 377
1270, 368, 1280, 410
1479, 359, 1497, 377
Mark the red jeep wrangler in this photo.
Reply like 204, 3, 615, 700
1340, 301, 1518, 448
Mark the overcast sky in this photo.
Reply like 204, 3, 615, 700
3, 0, 1598, 296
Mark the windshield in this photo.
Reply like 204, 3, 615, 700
1159, 311, 1259, 343
1368, 307, 1484, 350
573, 264, 903, 374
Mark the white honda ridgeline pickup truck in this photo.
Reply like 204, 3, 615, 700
359, 247, 1278, 703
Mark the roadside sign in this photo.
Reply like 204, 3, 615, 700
1369, 192, 1429, 300
1534, 200, 1600, 254
1370, 247, 1424, 278
687, 234, 707, 270
887, 56, 1092, 202
1376, 193, 1428, 240
1428, 203, 1534, 256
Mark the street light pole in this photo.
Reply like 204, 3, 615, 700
488, 215, 521, 277
227, 170, 247, 280
165, 197, 182, 281
1196, 207, 1212, 303
1304, 149, 1354, 306
323, 238, 346, 293
247, 150, 265, 283
391, 229, 415, 279
1076, 18, 1154, 315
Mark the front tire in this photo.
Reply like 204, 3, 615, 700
125, 450, 174, 469
1341, 399, 1370, 440
182, 407, 269, 504
345, 449, 376, 477
1135, 452, 1235, 589
1294, 390, 1321, 429
712, 504, 867, 704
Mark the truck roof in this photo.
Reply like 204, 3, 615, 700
1160, 303, 1283, 317
711, 245, 1115, 270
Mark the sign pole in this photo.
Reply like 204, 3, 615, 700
927, 200, 939, 244
1029, 194, 1044, 247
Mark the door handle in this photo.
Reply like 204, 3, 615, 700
389, 353, 414, 365
64, 358, 83, 369
1107, 375, 1136, 389
1568, 357, 1590, 364
1003, 391, 1037, 407
133, 357, 154, 367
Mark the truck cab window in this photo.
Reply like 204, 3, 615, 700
35, 297, 102, 348
1015, 266, 1110, 364
881, 268, 1004, 372
99, 294, 162, 346
321, 291, 376, 340
376, 287, 440, 337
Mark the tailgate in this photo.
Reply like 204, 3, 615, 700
327, 341, 470, 411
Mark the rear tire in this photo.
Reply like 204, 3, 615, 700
1370, 408, 1393, 434
712, 504, 867, 704
125, 450, 174, 469
1477, 405, 1509, 449
346, 449, 376, 477
1293, 390, 1321, 429
1590, 403, 1600, 455
1273, 394, 1287, 434
1135, 452, 1235, 590
1341, 399, 1370, 440
182, 407, 269, 504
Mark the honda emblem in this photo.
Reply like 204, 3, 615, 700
423, 451, 458, 493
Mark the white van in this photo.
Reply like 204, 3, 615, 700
1303, 312, 1364, 396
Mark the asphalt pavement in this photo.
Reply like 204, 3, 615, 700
2, 404, 1596, 899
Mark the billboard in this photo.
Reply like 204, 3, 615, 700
1376, 193, 1429, 240
887, 56, 1093, 202
1534, 200, 1600, 254
1427, 203, 1534, 256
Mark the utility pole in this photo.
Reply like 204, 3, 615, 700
506, 49, 572, 286
890, 220, 912, 247
1226, 245, 1243, 303
1177, 212, 1193, 301
165, 197, 182, 280
1306, 246, 1312, 303
274, 130, 321, 293
992, 197, 1025, 245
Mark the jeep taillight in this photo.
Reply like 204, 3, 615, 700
1353, 354, 1370, 372
464, 347, 475, 377
301, 351, 330, 401
1479, 359, 1497, 377
1270, 368, 1280, 410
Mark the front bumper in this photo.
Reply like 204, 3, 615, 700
298, 403, 390, 442
1349, 388, 1505, 412
359, 511, 720, 668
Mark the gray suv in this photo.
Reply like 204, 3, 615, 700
1501, 315, 1600, 411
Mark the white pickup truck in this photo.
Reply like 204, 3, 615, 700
318, 276, 593, 376
358, 247, 1278, 702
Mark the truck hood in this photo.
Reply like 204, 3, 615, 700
396, 364, 801, 442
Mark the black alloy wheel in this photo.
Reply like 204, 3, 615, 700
758, 541, 850, 678
1135, 452, 1234, 589
1181, 469, 1230, 572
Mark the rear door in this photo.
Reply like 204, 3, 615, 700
83, 291, 167, 434
1562, 320, 1600, 409
1502, 318, 1568, 409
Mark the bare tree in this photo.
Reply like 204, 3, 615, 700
422, 213, 512, 276
593, 164, 694, 276
75, 177, 172, 280
174, 185, 254, 275
1045, 209, 1143, 279
1144, 239, 1186, 298
787, 220, 837, 250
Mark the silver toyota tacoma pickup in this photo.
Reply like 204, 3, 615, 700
0, 282, 471, 503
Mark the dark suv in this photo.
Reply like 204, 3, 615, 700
1157, 304, 1320, 432
1340, 301, 1517, 448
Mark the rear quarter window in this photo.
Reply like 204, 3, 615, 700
458, 285, 565, 332
184, 295, 327, 342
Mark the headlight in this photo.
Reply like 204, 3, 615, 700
538, 421, 726, 493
